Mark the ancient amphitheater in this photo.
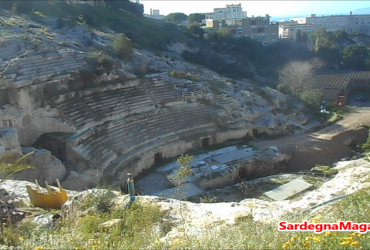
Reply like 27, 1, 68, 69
0, 14, 316, 191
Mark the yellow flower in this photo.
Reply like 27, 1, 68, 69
342, 236, 353, 241
305, 237, 312, 241
312, 219, 319, 223
351, 241, 360, 247
283, 242, 291, 249
18, 237, 24, 241
291, 236, 299, 241
35, 247, 44, 250
325, 231, 332, 236
93, 245, 98, 250
340, 240, 351, 246
313, 236, 321, 242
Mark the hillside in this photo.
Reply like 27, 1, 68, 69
1, 2, 370, 249
0, 1, 320, 191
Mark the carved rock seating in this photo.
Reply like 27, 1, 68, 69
55, 82, 218, 178
3, 49, 86, 86
75, 104, 216, 172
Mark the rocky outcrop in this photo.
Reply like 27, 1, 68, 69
12, 147, 67, 185
57, 155, 370, 244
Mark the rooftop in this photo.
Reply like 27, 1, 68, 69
307, 71, 370, 89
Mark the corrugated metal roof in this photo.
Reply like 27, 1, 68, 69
306, 71, 370, 90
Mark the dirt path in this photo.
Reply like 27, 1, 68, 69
252, 106, 370, 150
251, 106, 370, 171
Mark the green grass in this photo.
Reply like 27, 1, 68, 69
2, 197, 171, 250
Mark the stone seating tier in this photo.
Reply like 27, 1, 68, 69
73, 104, 215, 169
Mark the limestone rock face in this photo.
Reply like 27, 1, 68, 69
0, 128, 22, 157
12, 147, 67, 184
62, 169, 103, 191
0, 105, 75, 146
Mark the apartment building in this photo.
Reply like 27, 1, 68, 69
203, 4, 247, 20
281, 12, 370, 40
278, 21, 316, 40
205, 14, 278, 43
144, 9, 165, 20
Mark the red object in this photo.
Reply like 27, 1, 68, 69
336, 96, 345, 106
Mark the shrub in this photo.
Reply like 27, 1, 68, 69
299, 89, 323, 107
87, 52, 115, 75
76, 69, 96, 89
169, 69, 199, 82
113, 33, 133, 61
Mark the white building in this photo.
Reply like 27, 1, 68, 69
203, 4, 247, 20
280, 12, 370, 40
144, 9, 165, 20
278, 21, 315, 40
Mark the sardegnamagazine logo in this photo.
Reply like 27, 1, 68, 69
278, 221, 370, 234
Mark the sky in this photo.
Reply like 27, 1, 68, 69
140, 1, 370, 21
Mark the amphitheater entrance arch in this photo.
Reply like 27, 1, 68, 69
201, 137, 210, 148
154, 152, 163, 162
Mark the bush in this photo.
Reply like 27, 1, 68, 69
169, 70, 199, 82
87, 52, 115, 75
299, 89, 323, 107
113, 33, 133, 61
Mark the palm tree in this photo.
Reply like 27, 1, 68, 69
0, 152, 36, 182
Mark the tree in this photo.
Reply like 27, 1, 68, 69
105, 0, 144, 15
309, 28, 336, 51
334, 30, 349, 43
316, 47, 342, 68
188, 13, 205, 24
342, 45, 369, 70
301, 32, 308, 43
0, 152, 36, 182
295, 29, 302, 42
112, 33, 133, 61
164, 13, 187, 24
278, 58, 325, 96
188, 24, 204, 37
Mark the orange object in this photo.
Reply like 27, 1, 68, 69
26, 179, 68, 209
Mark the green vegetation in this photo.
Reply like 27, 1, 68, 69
309, 28, 370, 70
311, 165, 339, 176
87, 51, 115, 74
169, 70, 200, 82
112, 33, 133, 61
187, 13, 205, 25
1, 199, 170, 249
360, 128, 370, 152
164, 12, 187, 24
0, 152, 36, 181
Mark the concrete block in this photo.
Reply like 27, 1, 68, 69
264, 179, 312, 201
152, 182, 203, 199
